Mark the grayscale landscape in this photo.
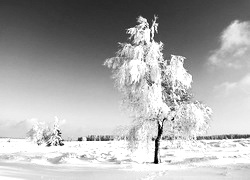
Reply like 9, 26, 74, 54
0, 0, 250, 179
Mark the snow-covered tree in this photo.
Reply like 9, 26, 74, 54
46, 117, 64, 146
27, 117, 64, 146
27, 122, 51, 145
104, 16, 212, 164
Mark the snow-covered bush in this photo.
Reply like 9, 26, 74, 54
46, 117, 64, 146
27, 122, 51, 145
27, 117, 64, 146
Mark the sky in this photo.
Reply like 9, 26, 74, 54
0, 0, 250, 138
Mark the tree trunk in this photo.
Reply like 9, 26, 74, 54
154, 120, 163, 164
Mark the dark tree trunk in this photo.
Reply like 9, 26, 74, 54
154, 120, 163, 164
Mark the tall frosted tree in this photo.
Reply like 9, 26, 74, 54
104, 16, 212, 164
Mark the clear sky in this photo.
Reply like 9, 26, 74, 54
0, 0, 250, 138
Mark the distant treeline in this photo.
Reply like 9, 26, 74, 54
77, 134, 250, 141
196, 134, 250, 140
80, 135, 121, 141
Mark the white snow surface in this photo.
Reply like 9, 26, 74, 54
0, 138, 250, 179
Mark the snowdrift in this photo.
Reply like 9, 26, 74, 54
0, 138, 250, 179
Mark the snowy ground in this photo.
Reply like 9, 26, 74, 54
0, 138, 250, 179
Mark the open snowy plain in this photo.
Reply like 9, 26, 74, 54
0, 138, 250, 179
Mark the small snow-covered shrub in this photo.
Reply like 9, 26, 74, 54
46, 117, 64, 146
27, 117, 64, 146
27, 122, 51, 145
